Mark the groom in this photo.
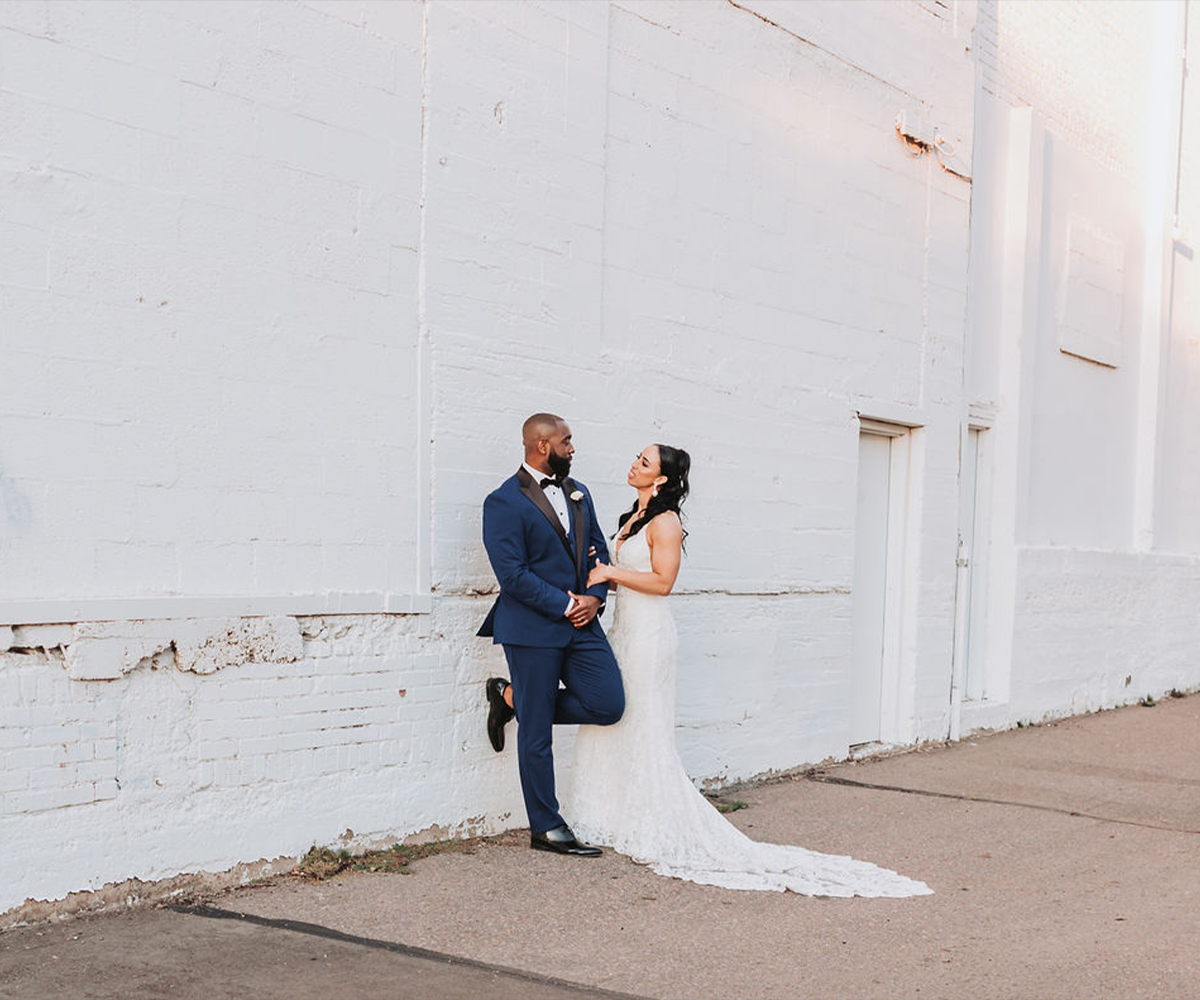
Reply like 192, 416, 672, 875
478, 413, 624, 856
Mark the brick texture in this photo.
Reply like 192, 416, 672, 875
1, 0, 1197, 919
0, 0, 422, 602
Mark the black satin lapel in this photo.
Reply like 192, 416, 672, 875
566, 478, 586, 585
516, 466, 571, 551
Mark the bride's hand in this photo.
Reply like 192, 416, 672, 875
587, 562, 611, 588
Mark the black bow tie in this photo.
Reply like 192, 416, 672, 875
539, 476, 564, 489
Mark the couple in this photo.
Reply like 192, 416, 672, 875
478, 413, 930, 898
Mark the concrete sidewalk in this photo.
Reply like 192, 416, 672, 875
3, 695, 1198, 999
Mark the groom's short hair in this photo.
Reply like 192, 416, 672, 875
522, 412, 564, 447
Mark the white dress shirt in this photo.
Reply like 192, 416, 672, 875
522, 462, 571, 533
522, 462, 577, 617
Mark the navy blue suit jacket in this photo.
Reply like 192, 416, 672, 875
478, 467, 611, 647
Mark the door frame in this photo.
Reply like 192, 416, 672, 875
854, 418, 916, 748
949, 417, 994, 739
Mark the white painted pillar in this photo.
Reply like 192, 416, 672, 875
1133, 0, 1189, 552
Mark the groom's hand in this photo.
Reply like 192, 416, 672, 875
566, 592, 601, 628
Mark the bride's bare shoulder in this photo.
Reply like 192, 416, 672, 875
646, 510, 683, 543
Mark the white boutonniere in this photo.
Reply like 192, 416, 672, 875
569, 489, 584, 502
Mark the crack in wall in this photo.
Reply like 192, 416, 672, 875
6, 618, 304, 681
724, 0, 925, 103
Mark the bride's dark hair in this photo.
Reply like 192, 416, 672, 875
616, 444, 690, 546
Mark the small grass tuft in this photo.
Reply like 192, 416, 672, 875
296, 846, 353, 880
713, 799, 748, 814
295, 837, 484, 880
1139, 694, 1156, 707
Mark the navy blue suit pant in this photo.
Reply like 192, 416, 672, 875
503, 627, 624, 834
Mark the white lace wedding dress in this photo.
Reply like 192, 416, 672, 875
565, 529, 932, 898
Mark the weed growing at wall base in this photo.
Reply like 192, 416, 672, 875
294, 838, 485, 880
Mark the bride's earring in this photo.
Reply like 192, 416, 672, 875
651, 485, 659, 498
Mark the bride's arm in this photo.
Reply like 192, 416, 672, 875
587, 512, 683, 596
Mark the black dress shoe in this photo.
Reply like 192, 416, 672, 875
530, 824, 602, 857
485, 677, 515, 752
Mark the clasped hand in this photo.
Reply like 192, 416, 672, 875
565, 592, 601, 627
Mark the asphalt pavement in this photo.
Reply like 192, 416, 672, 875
3, 695, 1198, 999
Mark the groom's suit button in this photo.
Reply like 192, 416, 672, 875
530, 824, 602, 856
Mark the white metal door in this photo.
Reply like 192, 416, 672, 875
850, 432, 892, 744
950, 425, 993, 738
964, 427, 991, 701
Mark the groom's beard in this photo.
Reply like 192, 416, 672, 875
547, 452, 572, 479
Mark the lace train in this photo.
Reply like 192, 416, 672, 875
563, 530, 931, 898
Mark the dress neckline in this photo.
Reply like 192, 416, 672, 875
614, 523, 648, 564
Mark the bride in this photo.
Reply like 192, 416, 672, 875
563, 443, 932, 898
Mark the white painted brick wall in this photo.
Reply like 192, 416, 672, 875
431, 0, 977, 765
0, 0, 422, 604
0, 612, 526, 915
3, 0, 1199, 918
956, 0, 1200, 744
970, 549, 1200, 731
975, 0, 1159, 182
1156, 6, 1200, 555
